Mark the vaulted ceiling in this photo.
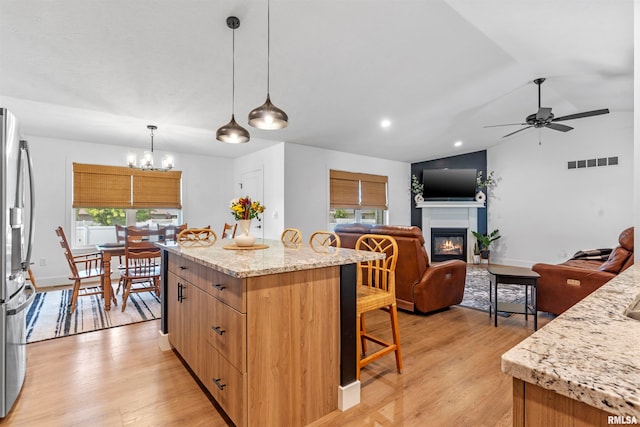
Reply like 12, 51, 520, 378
0, 0, 633, 162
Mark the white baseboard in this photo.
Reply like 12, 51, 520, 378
158, 330, 172, 352
338, 380, 360, 411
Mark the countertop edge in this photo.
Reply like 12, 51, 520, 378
501, 265, 640, 418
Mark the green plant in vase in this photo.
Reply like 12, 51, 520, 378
472, 229, 501, 260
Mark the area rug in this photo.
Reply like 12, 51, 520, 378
26, 289, 160, 343
458, 266, 526, 316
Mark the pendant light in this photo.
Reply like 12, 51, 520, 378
127, 125, 174, 171
217, 16, 250, 143
247, 0, 288, 130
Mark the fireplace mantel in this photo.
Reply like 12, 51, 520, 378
416, 200, 485, 209
416, 200, 485, 262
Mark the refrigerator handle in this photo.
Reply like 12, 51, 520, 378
7, 284, 36, 316
20, 140, 35, 271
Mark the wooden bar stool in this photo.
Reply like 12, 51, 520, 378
355, 233, 402, 379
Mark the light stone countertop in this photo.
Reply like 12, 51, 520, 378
501, 264, 640, 417
157, 238, 385, 278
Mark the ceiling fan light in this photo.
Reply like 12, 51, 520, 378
217, 114, 250, 143
248, 95, 289, 130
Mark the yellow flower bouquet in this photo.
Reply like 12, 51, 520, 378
230, 196, 266, 220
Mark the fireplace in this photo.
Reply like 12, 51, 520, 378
431, 228, 467, 262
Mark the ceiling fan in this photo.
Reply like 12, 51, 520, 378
485, 77, 610, 138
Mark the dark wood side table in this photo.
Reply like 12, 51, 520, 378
488, 265, 540, 330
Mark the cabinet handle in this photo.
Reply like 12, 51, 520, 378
177, 283, 183, 302
179, 266, 187, 270
213, 378, 226, 391
213, 284, 226, 291
211, 326, 226, 336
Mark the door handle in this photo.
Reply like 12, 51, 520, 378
7, 284, 35, 315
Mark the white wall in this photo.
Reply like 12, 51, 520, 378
487, 112, 633, 267
283, 143, 411, 240
232, 143, 285, 240
29, 135, 233, 287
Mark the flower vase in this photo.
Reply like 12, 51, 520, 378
234, 219, 255, 247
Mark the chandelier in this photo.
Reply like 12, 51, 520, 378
127, 125, 174, 171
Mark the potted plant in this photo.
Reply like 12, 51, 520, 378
472, 241, 481, 264
411, 174, 424, 204
472, 229, 501, 261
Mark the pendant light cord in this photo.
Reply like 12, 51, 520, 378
150, 127, 154, 153
267, 0, 271, 94
232, 26, 236, 115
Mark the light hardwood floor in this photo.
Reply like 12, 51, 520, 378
0, 305, 549, 426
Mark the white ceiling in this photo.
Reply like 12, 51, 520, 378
0, 0, 633, 163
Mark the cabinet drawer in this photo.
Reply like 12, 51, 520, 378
168, 254, 198, 283
205, 344, 245, 426
206, 296, 246, 372
197, 269, 244, 312
168, 254, 245, 312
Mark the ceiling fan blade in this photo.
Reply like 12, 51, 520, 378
483, 123, 528, 128
536, 107, 552, 121
545, 123, 573, 132
552, 108, 610, 122
503, 126, 533, 138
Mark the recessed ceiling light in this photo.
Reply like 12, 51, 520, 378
454, 141, 463, 147
380, 119, 391, 128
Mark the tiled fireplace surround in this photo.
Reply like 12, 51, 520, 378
416, 200, 485, 263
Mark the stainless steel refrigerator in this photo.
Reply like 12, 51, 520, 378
0, 108, 35, 417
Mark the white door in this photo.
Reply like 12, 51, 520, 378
240, 168, 264, 238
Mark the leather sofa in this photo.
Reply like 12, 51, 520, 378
334, 223, 467, 313
532, 227, 634, 315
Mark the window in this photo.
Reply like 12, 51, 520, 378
71, 163, 182, 248
328, 170, 387, 229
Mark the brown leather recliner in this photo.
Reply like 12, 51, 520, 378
334, 224, 467, 313
532, 227, 634, 316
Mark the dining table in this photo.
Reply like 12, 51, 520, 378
96, 243, 126, 310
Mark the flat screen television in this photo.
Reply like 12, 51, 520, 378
421, 168, 477, 201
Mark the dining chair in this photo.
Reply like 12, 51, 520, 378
222, 222, 237, 239
162, 223, 188, 242
281, 228, 302, 245
115, 224, 127, 244
177, 228, 217, 247
355, 233, 402, 380
120, 233, 162, 311
309, 231, 341, 252
55, 226, 116, 313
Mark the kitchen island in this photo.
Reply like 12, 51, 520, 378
157, 239, 384, 427
502, 265, 640, 426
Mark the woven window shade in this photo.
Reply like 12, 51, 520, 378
329, 170, 388, 210
361, 178, 388, 209
73, 163, 132, 208
330, 170, 360, 209
132, 169, 182, 209
73, 163, 182, 209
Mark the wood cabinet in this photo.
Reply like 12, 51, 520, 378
512, 378, 615, 427
166, 252, 340, 426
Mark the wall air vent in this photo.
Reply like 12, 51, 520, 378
567, 156, 618, 170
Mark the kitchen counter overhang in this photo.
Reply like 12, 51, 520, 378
502, 264, 640, 419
